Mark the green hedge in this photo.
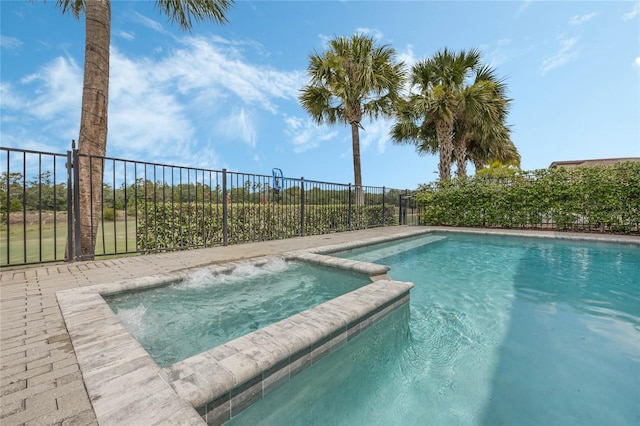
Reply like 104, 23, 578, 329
417, 162, 640, 234
137, 203, 396, 251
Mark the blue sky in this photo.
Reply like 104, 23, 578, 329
1, 1, 639, 189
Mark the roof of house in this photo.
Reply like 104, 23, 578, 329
548, 157, 640, 168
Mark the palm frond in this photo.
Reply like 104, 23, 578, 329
155, 0, 233, 31
56, 0, 85, 19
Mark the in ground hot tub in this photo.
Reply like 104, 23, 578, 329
57, 252, 414, 425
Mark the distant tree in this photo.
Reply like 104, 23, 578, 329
0, 172, 25, 222
55, 0, 233, 259
26, 171, 67, 211
299, 34, 405, 204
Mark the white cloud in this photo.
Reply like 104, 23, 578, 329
355, 27, 384, 41
569, 12, 597, 25
541, 37, 579, 75
215, 108, 257, 147
115, 30, 135, 41
317, 34, 333, 49
180, 144, 221, 170
480, 37, 526, 70
12, 56, 83, 121
359, 118, 393, 154
284, 115, 337, 153
516, 0, 534, 17
1, 33, 305, 164
397, 44, 416, 95
398, 44, 417, 68
155, 36, 303, 114
0, 35, 22, 50
284, 114, 392, 157
105, 36, 302, 159
0, 83, 25, 110
132, 12, 165, 33
107, 48, 195, 158
0, 133, 63, 154
623, 3, 639, 21
634, 57, 640, 68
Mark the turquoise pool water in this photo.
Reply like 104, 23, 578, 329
229, 233, 640, 426
105, 259, 369, 367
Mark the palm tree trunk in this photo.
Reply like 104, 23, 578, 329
77, 0, 110, 259
351, 122, 364, 205
454, 135, 468, 177
436, 120, 454, 181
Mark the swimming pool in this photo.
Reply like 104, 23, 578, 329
227, 233, 640, 425
105, 258, 371, 367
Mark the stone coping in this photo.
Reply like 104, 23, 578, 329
56, 288, 204, 425
56, 245, 416, 425
425, 226, 640, 246
166, 281, 412, 425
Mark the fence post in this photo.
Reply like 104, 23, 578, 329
348, 183, 352, 231
382, 186, 386, 226
72, 144, 81, 260
4, 153, 9, 266
300, 177, 305, 236
403, 190, 409, 225
65, 147, 74, 261
222, 169, 228, 246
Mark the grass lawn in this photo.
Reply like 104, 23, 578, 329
0, 218, 137, 266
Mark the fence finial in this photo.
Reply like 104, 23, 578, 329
71, 139, 76, 150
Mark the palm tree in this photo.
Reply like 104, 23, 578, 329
56, 0, 232, 259
452, 65, 511, 177
391, 101, 519, 176
392, 48, 514, 181
299, 34, 405, 204
406, 48, 481, 181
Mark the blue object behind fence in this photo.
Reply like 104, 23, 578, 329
272, 168, 284, 192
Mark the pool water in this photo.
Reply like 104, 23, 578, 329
105, 259, 370, 367
228, 233, 640, 426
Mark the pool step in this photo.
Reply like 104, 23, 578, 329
289, 252, 390, 276
338, 234, 446, 263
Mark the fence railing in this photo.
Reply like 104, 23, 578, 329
1, 145, 422, 267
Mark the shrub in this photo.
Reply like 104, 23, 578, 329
417, 162, 640, 234
137, 202, 396, 251
102, 207, 116, 221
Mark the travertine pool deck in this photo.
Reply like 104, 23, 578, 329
1, 226, 638, 425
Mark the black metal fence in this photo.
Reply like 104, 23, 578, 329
1, 145, 422, 267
